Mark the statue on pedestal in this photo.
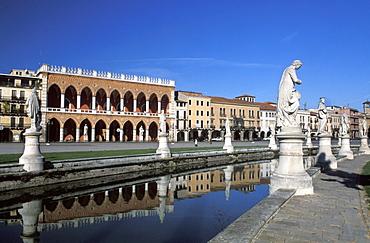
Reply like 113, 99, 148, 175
360, 118, 367, 137
225, 117, 231, 136
340, 111, 350, 136
276, 60, 303, 128
159, 110, 166, 134
25, 87, 41, 132
317, 97, 328, 134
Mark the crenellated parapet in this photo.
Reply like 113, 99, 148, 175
37, 64, 175, 87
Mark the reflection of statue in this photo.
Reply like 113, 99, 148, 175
317, 97, 327, 134
25, 87, 41, 131
159, 110, 166, 133
277, 60, 303, 127
361, 118, 367, 137
340, 111, 350, 135
225, 118, 231, 136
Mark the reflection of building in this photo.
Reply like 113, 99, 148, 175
0, 71, 41, 142
37, 64, 176, 142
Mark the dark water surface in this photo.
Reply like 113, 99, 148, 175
0, 161, 270, 243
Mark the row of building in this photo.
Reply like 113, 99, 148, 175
0, 64, 367, 142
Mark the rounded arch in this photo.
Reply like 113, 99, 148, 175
160, 94, 170, 113
65, 85, 77, 109
109, 120, 120, 141
136, 121, 146, 141
47, 118, 61, 142
177, 131, 185, 141
149, 122, 158, 141
135, 184, 145, 201
47, 84, 61, 108
123, 121, 133, 141
63, 118, 76, 141
137, 92, 146, 112
148, 182, 157, 199
122, 186, 132, 202
78, 195, 90, 207
110, 89, 121, 111
149, 94, 158, 113
95, 119, 107, 141
108, 189, 119, 204
124, 91, 134, 112
80, 87, 92, 110
80, 118, 92, 141
96, 88, 107, 110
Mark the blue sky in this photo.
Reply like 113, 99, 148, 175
1, 0, 370, 111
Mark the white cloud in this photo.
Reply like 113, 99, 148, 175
279, 32, 298, 43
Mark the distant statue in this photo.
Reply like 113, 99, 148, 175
317, 97, 328, 134
225, 117, 231, 136
25, 87, 41, 132
361, 118, 367, 137
159, 110, 166, 133
269, 126, 275, 138
306, 125, 311, 138
340, 111, 350, 135
139, 126, 144, 136
276, 60, 303, 128
83, 124, 88, 141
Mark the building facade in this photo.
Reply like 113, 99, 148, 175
0, 71, 41, 142
36, 64, 176, 142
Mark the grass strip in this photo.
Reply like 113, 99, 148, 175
0, 146, 264, 164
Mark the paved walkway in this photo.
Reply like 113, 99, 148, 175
253, 155, 370, 243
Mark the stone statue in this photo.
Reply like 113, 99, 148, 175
225, 117, 231, 136
159, 110, 166, 133
276, 60, 303, 128
340, 111, 350, 135
139, 126, 144, 136
361, 118, 367, 137
317, 97, 328, 134
25, 87, 41, 132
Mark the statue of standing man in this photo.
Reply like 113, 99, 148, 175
317, 97, 328, 134
159, 110, 166, 134
25, 87, 41, 132
277, 60, 303, 128
340, 111, 350, 136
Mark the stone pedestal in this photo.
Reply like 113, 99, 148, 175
269, 127, 313, 196
359, 136, 370, 154
19, 130, 45, 171
268, 136, 278, 150
338, 134, 354, 159
315, 133, 337, 169
156, 133, 171, 158
223, 134, 234, 153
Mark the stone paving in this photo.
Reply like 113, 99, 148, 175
253, 155, 370, 243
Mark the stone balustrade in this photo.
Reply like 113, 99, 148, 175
37, 64, 175, 87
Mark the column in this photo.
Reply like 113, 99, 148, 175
106, 97, 111, 111
92, 96, 96, 110
132, 128, 137, 141
133, 99, 137, 112
76, 128, 80, 142
59, 127, 64, 142
106, 129, 110, 142
60, 93, 65, 108
120, 98, 124, 111
184, 131, 189, 141
77, 95, 81, 109
120, 128, 124, 142
145, 129, 149, 141
91, 128, 95, 142
146, 100, 149, 113
158, 101, 161, 113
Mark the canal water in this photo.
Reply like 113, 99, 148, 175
0, 160, 271, 243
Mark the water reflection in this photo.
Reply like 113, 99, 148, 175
1, 160, 272, 243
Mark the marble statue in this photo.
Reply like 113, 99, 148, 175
225, 117, 231, 136
276, 60, 303, 128
340, 111, 350, 135
317, 97, 328, 134
25, 87, 41, 131
139, 126, 144, 136
361, 118, 367, 137
159, 110, 166, 133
